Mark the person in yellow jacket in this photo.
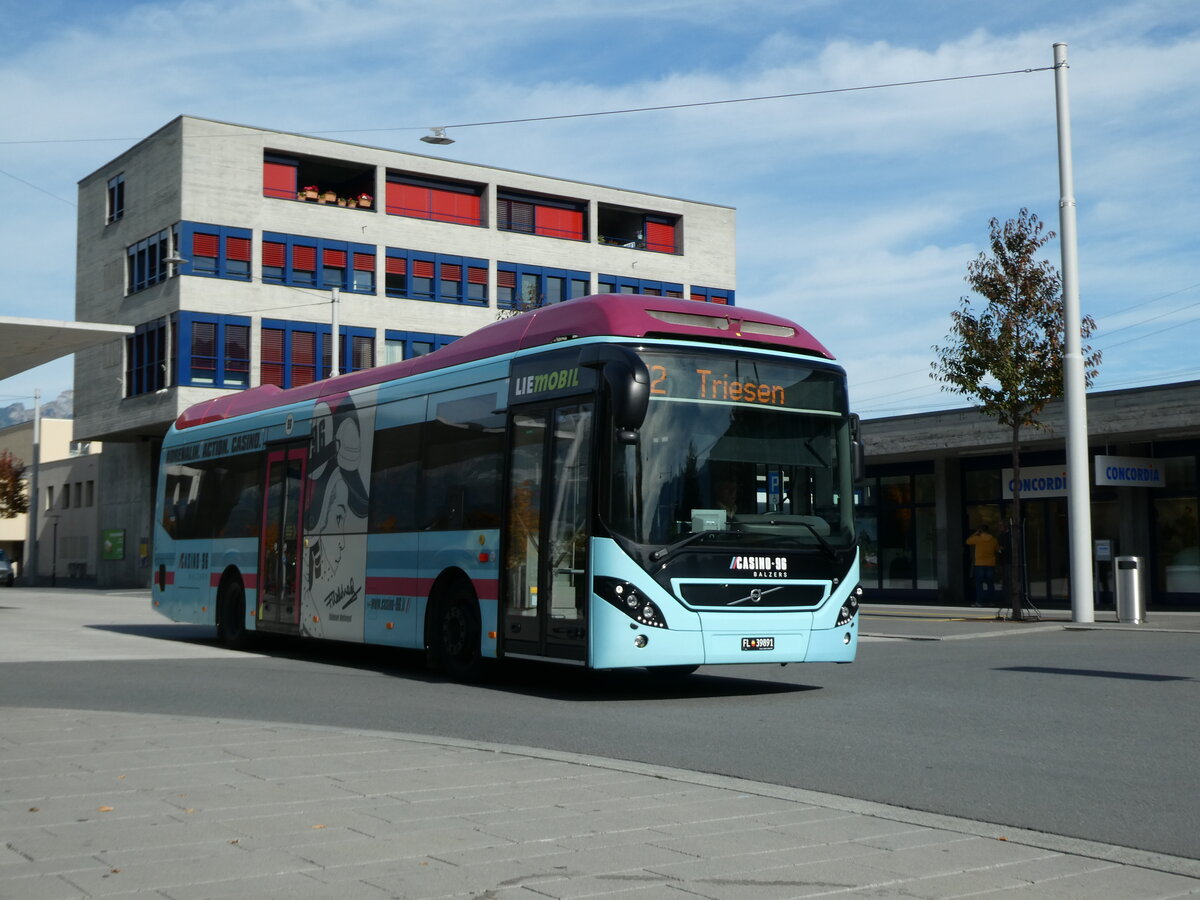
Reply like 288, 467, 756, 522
966, 525, 1000, 606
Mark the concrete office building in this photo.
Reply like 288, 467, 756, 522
860, 379, 1200, 610
74, 116, 737, 586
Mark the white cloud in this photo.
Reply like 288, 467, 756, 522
2, 0, 1198, 411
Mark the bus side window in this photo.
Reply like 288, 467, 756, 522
420, 392, 504, 532
369, 422, 421, 533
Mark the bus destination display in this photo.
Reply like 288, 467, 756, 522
640, 351, 842, 412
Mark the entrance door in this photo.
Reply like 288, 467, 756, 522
258, 445, 306, 631
502, 402, 594, 662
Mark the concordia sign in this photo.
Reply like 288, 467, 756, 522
1002, 465, 1069, 499
1094, 455, 1164, 488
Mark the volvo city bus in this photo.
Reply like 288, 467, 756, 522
152, 294, 863, 678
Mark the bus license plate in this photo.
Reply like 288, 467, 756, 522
741, 637, 774, 651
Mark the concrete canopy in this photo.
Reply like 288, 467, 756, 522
0, 317, 132, 382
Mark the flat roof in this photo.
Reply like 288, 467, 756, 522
80, 115, 735, 210
0, 317, 132, 382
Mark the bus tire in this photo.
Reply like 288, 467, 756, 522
436, 581, 486, 682
216, 579, 252, 650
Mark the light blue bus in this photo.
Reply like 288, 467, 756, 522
153, 294, 862, 678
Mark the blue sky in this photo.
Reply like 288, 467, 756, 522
2, 0, 1198, 418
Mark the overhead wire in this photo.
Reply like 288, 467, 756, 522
0, 65, 1056, 147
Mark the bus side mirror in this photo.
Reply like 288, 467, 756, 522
850, 413, 866, 482
580, 345, 649, 443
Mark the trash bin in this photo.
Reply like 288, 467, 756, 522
1115, 556, 1146, 624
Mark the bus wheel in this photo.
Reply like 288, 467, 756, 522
216, 580, 251, 650
437, 583, 485, 682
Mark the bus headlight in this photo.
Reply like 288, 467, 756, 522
596, 577, 668, 629
836, 589, 861, 627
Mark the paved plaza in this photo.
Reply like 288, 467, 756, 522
1, 589, 1197, 898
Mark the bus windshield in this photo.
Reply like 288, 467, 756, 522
607, 349, 854, 554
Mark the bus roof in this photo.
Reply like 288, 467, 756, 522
174, 293, 834, 430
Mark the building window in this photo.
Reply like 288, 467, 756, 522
598, 205, 681, 253
384, 249, 487, 305
62, 483, 71, 509
175, 313, 251, 389
125, 318, 169, 397
597, 275, 683, 298
497, 191, 586, 241
263, 151, 375, 208
385, 173, 483, 226
383, 330, 459, 364
688, 285, 734, 305
858, 470, 938, 592
126, 227, 175, 294
497, 263, 590, 311
179, 223, 253, 282
260, 320, 375, 388
322, 330, 375, 376
106, 174, 125, 224
353, 251, 375, 292
261, 233, 376, 294
86, 481, 94, 507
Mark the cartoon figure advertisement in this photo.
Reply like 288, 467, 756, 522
300, 390, 375, 641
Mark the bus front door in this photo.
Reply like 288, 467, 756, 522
257, 445, 306, 633
503, 403, 593, 663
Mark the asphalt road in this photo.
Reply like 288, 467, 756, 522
2, 591, 1198, 861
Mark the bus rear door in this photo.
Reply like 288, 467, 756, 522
257, 444, 306, 633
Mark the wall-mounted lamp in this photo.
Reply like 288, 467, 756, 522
420, 127, 454, 145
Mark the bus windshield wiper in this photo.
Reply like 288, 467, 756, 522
650, 530, 736, 563
786, 521, 838, 561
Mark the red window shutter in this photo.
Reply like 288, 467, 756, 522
353, 252, 375, 271
291, 331, 316, 387
263, 241, 286, 268
645, 220, 676, 253
263, 161, 297, 199
385, 181, 403, 215
711, 295, 728, 305
455, 193, 481, 225
193, 233, 219, 258
292, 332, 315, 365
388, 183, 428, 218
690, 293, 706, 303
536, 207, 584, 240
225, 236, 251, 261
429, 188, 460, 223
498, 270, 516, 288
293, 245, 317, 271
260, 328, 284, 386
413, 260, 434, 278
441, 263, 462, 281
467, 266, 487, 284
324, 249, 347, 267
385, 256, 406, 275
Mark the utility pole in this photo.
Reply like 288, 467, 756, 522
1054, 42, 1094, 623
25, 389, 40, 585
330, 286, 340, 378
